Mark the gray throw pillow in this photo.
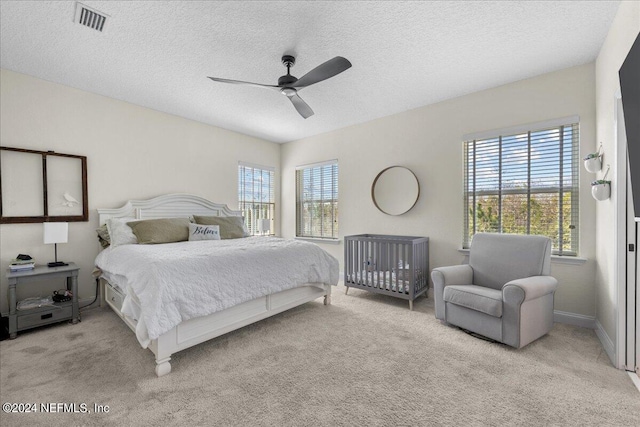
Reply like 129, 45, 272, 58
127, 218, 191, 244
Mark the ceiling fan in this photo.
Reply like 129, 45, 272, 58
207, 55, 352, 119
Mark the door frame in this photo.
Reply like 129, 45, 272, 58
615, 90, 637, 371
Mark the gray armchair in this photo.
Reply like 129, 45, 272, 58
431, 233, 558, 348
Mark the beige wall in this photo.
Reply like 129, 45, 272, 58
0, 69, 279, 313
282, 63, 598, 317
594, 2, 640, 346
0, 60, 603, 319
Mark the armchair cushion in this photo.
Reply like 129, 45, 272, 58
444, 285, 503, 318
469, 233, 552, 290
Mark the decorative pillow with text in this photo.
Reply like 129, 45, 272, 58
192, 215, 249, 239
188, 223, 221, 241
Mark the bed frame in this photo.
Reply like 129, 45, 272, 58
97, 193, 331, 377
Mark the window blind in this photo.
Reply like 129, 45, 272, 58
296, 160, 338, 239
238, 162, 275, 235
463, 121, 579, 255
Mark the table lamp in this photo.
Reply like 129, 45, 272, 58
257, 219, 271, 236
44, 222, 69, 267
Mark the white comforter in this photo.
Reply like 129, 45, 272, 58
95, 237, 339, 347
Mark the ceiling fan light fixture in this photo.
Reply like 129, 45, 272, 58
281, 87, 297, 97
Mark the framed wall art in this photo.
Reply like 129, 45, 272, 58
0, 146, 88, 223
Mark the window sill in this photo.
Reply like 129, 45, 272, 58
295, 237, 341, 245
457, 248, 587, 265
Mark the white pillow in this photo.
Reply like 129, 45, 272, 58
189, 223, 221, 241
106, 217, 138, 247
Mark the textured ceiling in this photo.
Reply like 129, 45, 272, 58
0, 1, 620, 143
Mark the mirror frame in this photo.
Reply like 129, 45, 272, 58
371, 166, 420, 216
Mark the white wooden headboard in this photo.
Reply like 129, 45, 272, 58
97, 193, 242, 225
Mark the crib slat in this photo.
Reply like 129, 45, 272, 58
355, 239, 359, 285
403, 242, 407, 294
365, 240, 370, 287
370, 240, 374, 288
398, 243, 402, 294
376, 241, 381, 289
358, 239, 363, 286
394, 243, 399, 293
370, 239, 374, 288
374, 239, 379, 289
391, 243, 395, 293
385, 242, 393, 283
356, 242, 365, 284
373, 239, 377, 288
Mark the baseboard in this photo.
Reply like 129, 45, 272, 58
554, 313, 617, 368
595, 318, 616, 366
628, 372, 640, 393
553, 310, 595, 329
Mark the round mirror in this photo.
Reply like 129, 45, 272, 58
371, 166, 420, 215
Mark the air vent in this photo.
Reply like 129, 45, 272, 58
74, 3, 108, 32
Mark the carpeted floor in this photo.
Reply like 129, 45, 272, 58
1, 283, 639, 426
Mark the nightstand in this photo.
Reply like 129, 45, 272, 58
6, 263, 80, 339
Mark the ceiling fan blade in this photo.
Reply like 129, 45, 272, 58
291, 56, 352, 88
287, 94, 314, 119
207, 76, 279, 90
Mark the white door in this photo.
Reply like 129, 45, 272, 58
619, 93, 637, 372
629, 171, 637, 372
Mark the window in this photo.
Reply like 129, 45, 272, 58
238, 162, 274, 235
296, 160, 338, 239
463, 117, 579, 255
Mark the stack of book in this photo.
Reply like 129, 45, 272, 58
10, 258, 35, 272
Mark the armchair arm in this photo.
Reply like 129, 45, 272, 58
431, 265, 473, 320
431, 265, 474, 287
502, 275, 558, 348
502, 276, 558, 302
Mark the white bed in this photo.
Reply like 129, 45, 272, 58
96, 194, 338, 377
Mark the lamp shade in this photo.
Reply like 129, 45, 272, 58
257, 219, 271, 234
43, 222, 68, 244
